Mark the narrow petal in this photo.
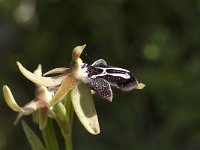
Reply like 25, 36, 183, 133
49, 76, 78, 107
3, 85, 23, 112
17, 62, 64, 87
43, 67, 70, 76
71, 83, 100, 135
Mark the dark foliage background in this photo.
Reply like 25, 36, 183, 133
0, 0, 200, 149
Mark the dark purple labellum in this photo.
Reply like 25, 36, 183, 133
81, 59, 139, 102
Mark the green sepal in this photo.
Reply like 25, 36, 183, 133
71, 83, 100, 135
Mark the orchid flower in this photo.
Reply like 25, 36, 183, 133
3, 45, 100, 134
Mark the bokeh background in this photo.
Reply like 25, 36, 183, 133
1, 0, 200, 149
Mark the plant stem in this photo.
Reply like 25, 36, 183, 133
42, 119, 59, 150
53, 92, 74, 150
64, 133, 73, 150
64, 92, 74, 150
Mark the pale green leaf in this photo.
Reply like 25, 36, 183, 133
22, 120, 46, 150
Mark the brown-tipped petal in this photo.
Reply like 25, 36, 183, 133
43, 67, 70, 76
17, 62, 64, 87
72, 44, 86, 60
33, 64, 42, 76
49, 76, 78, 107
3, 85, 23, 112
137, 83, 145, 89
71, 83, 100, 135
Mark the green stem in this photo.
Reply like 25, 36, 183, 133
53, 92, 74, 150
42, 119, 59, 150
64, 92, 74, 150
65, 92, 74, 126
64, 133, 73, 150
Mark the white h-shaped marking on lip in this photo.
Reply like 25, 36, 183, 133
90, 67, 131, 79
80, 63, 131, 82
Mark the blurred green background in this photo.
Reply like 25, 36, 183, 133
1, 0, 200, 149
